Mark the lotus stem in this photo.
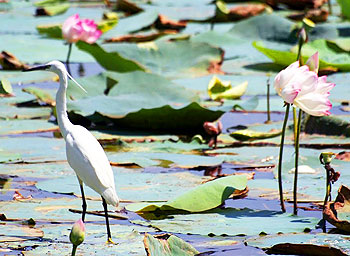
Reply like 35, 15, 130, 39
278, 103, 290, 213
266, 77, 271, 123
293, 109, 302, 215
71, 245, 77, 256
66, 43, 72, 75
293, 108, 297, 144
323, 166, 331, 209
328, 0, 332, 15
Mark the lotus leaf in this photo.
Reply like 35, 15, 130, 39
126, 175, 247, 213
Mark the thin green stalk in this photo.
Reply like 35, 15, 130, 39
323, 167, 331, 208
296, 37, 303, 64
293, 107, 297, 144
267, 77, 271, 122
293, 109, 302, 215
328, 0, 332, 15
71, 245, 77, 256
322, 164, 330, 232
277, 103, 290, 213
66, 43, 72, 75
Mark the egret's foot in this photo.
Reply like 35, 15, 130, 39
106, 237, 116, 244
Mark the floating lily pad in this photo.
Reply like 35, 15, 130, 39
35, 3, 70, 16
0, 223, 43, 242
254, 39, 350, 71
144, 233, 199, 256
36, 169, 207, 202
65, 71, 224, 131
132, 208, 319, 236
126, 175, 247, 213
77, 40, 223, 78
69, 98, 223, 132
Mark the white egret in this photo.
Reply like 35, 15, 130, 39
24, 61, 119, 243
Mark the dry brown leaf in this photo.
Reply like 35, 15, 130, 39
323, 185, 350, 232
13, 190, 32, 201
0, 51, 28, 70
104, 30, 177, 43
335, 151, 350, 161
266, 0, 327, 9
155, 15, 187, 31
208, 51, 224, 74
228, 4, 267, 21
116, 0, 143, 15
288, 8, 329, 23
265, 243, 347, 256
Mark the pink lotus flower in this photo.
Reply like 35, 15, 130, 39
62, 14, 102, 44
274, 52, 334, 116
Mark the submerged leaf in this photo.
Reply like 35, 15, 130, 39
208, 76, 247, 101
144, 233, 199, 256
126, 175, 247, 213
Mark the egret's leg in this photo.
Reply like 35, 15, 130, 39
102, 197, 114, 243
79, 184, 87, 222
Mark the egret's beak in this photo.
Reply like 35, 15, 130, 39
22, 64, 50, 72
67, 72, 87, 93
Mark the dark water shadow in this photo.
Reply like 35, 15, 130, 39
243, 63, 285, 72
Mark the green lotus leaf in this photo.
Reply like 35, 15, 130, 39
126, 175, 247, 213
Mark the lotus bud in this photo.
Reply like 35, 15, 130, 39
70, 219, 85, 247
305, 52, 319, 74
298, 27, 307, 44
204, 121, 222, 135
203, 121, 219, 136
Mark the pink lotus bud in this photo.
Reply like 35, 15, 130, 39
62, 14, 102, 44
305, 52, 319, 74
69, 219, 85, 247
298, 27, 307, 43
203, 121, 221, 136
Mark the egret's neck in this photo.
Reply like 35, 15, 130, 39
56, 72, 73, 138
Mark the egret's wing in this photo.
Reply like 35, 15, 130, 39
65, 125, 115, 195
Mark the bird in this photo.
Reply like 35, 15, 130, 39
23, 61, 119, 243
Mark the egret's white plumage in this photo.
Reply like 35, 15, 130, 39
24, 60, 118, 242
65, 125, 118, 206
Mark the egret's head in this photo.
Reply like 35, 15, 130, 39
23, 61, 87, 93
23, 60, 66, 75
